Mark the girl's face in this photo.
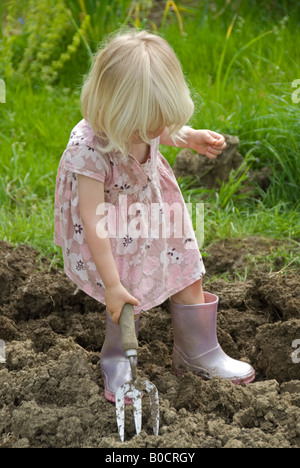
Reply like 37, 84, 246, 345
131, 127, 165, 144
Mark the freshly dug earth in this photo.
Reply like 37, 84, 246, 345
0, 237, 300, 448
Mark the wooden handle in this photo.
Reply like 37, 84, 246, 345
119, 301, 138, 354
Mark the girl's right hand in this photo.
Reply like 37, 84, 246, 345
105, 283, 139, 324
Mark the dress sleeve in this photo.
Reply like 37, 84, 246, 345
63, 144, 111, 183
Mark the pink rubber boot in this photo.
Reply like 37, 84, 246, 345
100, 310, 140, 404
170, 292, 255, 384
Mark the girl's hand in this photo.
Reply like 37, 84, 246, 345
188, 129, 226, 159
105, 283, 139, 324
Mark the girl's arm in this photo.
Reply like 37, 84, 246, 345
160, 126, 226, 159
78, 175, 138, 323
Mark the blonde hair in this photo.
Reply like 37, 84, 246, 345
81, 29, 194, 156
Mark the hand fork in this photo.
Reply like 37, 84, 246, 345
115, 301, 159, 442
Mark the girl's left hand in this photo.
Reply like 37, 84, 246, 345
188, 129, 226, 159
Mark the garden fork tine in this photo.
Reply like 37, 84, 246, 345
116, 382, 142, 442
115, 299, 159, 442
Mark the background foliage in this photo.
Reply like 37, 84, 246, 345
0, 0, 299, 266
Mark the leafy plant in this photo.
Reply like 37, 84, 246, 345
1, 0, 83, 85
1, 0, 187, 87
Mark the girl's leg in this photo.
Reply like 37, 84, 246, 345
171, 278, 205, 305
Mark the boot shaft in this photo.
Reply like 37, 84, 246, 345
170, 292, 219, 358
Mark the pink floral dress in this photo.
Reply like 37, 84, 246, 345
55, 119, 205, 313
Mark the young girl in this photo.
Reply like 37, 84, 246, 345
55, 30, 255, 404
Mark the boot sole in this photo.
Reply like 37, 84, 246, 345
171, 366, 255, 385
104, 387, 135, 405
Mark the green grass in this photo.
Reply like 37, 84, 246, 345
0, 0, 299, 272
0, 84, 82, 265
160, 5, 300, 206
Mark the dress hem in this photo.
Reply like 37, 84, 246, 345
137, 270, 206, 313
63, 266, 206, 314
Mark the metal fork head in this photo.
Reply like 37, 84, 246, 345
115, 379, 159, 442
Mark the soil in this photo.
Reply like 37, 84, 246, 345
0, 237, 300, 448
172, 135, 272, 192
